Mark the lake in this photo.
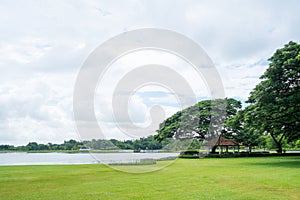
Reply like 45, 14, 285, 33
0, 152, 179, 166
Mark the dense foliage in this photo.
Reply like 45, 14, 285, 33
226, 41, 300, 153
155, 98, 241, 142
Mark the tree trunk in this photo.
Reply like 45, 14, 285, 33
276, 145, 283, 154
270, 133, 283, 154
211, 146, 217, 153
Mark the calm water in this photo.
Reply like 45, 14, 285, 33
0, 152, 179, 166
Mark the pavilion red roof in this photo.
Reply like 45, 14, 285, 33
203, 136, 241, 146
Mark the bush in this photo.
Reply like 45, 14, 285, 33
179, 150, 199, 158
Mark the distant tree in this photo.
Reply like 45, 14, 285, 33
61, 140, 82, 150
15, 145, 26, 151
84, 139, 117, 150
0, 145, 15, 151
26, 142, 39, 151
38, 144, 49, 151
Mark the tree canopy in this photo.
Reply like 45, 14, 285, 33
155, 98, 242, 143
225, 105, 261, 147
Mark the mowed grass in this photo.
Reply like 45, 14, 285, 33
0, 157, 299, 200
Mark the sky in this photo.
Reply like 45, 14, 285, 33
0, 0, 299, 145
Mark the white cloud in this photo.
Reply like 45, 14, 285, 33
0, 37, 52, 64
0, 74, 78, 145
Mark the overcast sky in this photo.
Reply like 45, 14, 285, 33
0, 0, 299, 145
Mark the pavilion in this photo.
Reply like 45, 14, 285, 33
202, 135, 241, 154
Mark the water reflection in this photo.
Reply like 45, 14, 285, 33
0, 152, 179, 166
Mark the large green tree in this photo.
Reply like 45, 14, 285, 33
225, 105, 262, 150
245, 41, 300, 153
155, 98, 241, 143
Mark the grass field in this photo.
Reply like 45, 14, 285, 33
0, 157, 299, 200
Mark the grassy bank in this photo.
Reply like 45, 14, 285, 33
0, 157, 299, 199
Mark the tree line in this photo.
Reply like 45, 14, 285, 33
0, 137, 164, 152
1, 134, 299, 152
0, 140, 83, 151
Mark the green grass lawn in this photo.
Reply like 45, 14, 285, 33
0, 157, 299, 200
